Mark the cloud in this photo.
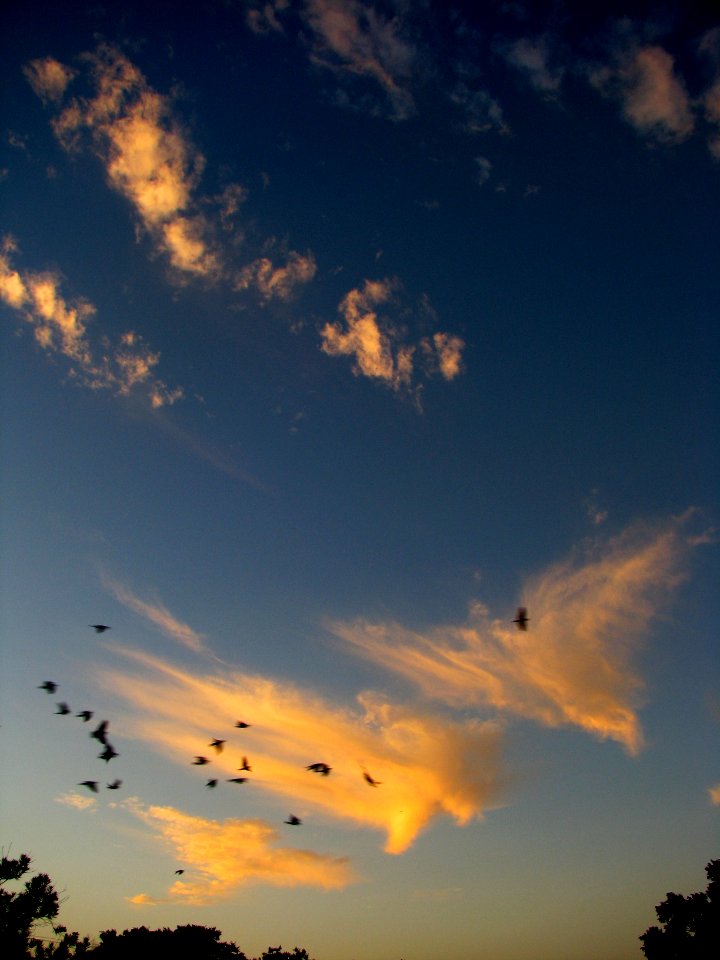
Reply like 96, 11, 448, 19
320, 279, 465, 395
302, 0, 417, 120
590, 45, 694, 144
699, 28, 720, 159
103, 576, 208, 654
233, 251, 317, 302
474, 155, 492, 187
96, 647, 508, 854
329, 516, 704, 755
501, 36, 564, 94
23, 57, 77, 103
709, 784, 720, 805
449, 84, 507, 135
37, 45, 221, 281
0, 237, 181, 406
245, 0, 289, 35
123, 800, 354, 902
56, 792, 98, 811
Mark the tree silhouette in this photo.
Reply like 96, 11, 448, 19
640, 859, 720, 959
88, 925, 245, 960
0, 852, 89, 959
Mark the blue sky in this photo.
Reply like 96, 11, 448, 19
1, 2, 718, 958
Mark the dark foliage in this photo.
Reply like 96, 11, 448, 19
640, 859, 720, 959
88, 925, 245, 960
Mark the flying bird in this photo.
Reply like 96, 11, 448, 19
91, 720, 109, 744
90, 624, 110, 633
106, 779, 122, 789
56, 702, 71, 715
285, 815, 301, 825
234, 721, 251, 728
209, 738, 226, 753
206, 779, 218, 788
78, 781, 99, 793
363, 771, 382, 787
513, 607, 529, 630
38, 681, 57, 693
76, 710, 93, 722
192, 756, 209, 765
227, 777, 248, 784
306, 762, 331, 776
174, 869, 184, 875
98, 744, 118, 762
239, 757, 252, 772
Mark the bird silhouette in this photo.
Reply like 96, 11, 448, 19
206, 779, 218, 788
239, 757, 252, 771
76, 710, 93, 722
56, 702, 71, 715
363, 771, 382, 787
285, 815, 301, 825
192, 756, 209, 765
91, 720, 109, 744
78, 781, 99, 793
90, 624, 110, 633
98, 744, 118, 762
107, 779, 122, 789
227, 777, 248, 784
209, 738, 226, 753
306, 762, 331, 776
234, 721, 251, 728
513, 607, 529, 630
174, 869, 184, 875
38, 681, 57, 693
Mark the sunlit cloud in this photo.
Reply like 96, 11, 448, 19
244, 0, 289, 36
103, 576, 208, 654
96, 647, 508, 854
589, 44, 694, 144
34, 46, 221, 281
0, 237, 182, 406
501, 36, 564, 95
23, 57, 77, 103
320, 279, 465, 395
56, 792, 97, 811
709, 783, 720, 805
329, 515, 705, 755
302, 0, 417, 120
233, 251, 317, 302
123, 800, 355, 903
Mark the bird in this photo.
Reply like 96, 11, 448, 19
206, 779, 218, 788
306, 762, 331, 776
234, 721, 251, 728
227, 777, 247, 784
363, 771, 382, 787
192, 756, 209, 765
107, 779, 122, 789
174, 869, 184, 875
90, 720, 109, 744
98, 743, 118, 762
76, 710, 93, 722
513, 606, 529, 630
38, 681, 57, 693
284, 815, 301, 825
209, 738, 226, 753
90, 624, 110, 633
239, 756, 252, 772
78, 781, 99, 793
56, 702, 71, 715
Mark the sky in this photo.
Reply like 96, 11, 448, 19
0, 1, 718, 958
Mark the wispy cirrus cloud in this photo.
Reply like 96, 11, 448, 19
123, 800, 355, 902
320, 278, 465, 398
0, 236, 182, 407
97, 647, 508, 855
329, 515, 705, 755
103, 577, 208, 654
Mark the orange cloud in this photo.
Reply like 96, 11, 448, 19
233, 252, 317, 302
39, 45, 221, 281
0, 237, 181, 406
123, 800, 355, 903
330, 516, 704, 755
103, 577, 209, 654
23, 57, 76, 103
96, 648, 508, 854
